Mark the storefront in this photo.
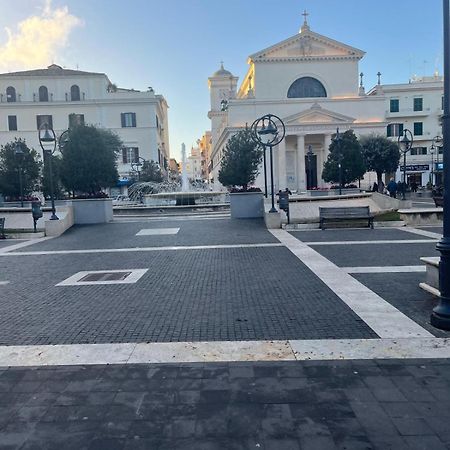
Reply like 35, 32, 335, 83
404, 164, 430, 187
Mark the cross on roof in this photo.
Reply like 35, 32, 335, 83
302, 10, 309, 24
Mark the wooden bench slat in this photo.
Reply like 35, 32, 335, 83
319, 206, 373, 230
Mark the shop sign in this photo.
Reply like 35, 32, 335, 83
404, 164, 429, 171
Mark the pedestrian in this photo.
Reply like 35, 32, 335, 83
372, 182, 378, 192
387, 178, 398, 198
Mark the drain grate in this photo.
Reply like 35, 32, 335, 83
79, 271, 132, 282
56, 269, 149, 287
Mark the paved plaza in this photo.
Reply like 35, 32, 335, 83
1, 215, 450, 449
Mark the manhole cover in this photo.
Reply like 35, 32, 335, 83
79, 271, 132, 282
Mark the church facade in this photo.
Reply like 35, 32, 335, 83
208, 16, 433, 192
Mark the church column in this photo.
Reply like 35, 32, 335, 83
297, 135, 306, 191
321, 134, 333, 184
277, 138, 287, 190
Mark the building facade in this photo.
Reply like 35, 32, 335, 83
0, 64, 170, 194
208, 17, 444, 192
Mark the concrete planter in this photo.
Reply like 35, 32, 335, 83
230, 192, 264, 219
69, 199, 113, 224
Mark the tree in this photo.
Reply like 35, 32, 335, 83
360, 134, 400, 190
0, 139, 41, 199
60, 125, 121, 195
322, 130, 366, 186
140, 160, 163, 182
218, 128, 263, 191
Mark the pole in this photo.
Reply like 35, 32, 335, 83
269, 145, 276, 212
263, 147, 268, 198
18, 165, 23, 207
402, 151, 407, 200
339, 163, 342, 195
432, 152, 434, 185
431, 0, 450, 329
47, 153, 58, 220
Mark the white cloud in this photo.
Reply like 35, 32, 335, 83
0, 0, 82, 71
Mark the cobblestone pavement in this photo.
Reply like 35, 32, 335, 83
14, 219, 278, 252
0, 245, 375, 345
1, 359, 450, 450
2, 219, 450, 449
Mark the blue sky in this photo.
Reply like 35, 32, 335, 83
0, 0, 445, 160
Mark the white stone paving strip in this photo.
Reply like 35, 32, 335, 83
136, 228, 180, 236
270, 229, 433, 339
0, 243, 283, 256
0, 237, 54, 254
2, 338, 450, 366
304, 239, 438, 246
399, 226, 443, 239
343, 266, 426, 274
0, 281, 9, 285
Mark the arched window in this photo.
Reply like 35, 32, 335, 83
70, 84, 80, 101
6, 86, 16, 102
39, 85, 48, 102
287, 77, 327, 98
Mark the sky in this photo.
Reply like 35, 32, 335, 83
0, 0, 445, 160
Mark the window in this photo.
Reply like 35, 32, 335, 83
413, 97, 423, 111
69, 113, 84, 127
410, 147, 427, 155
8, 115, 17, 131
39, 86, 48, 102
413, 122, 423, 136
390, 99, 399, 113
121, 112, 136, 127
36, 115, 53, 130
121, 147, 139, 164
6, 86, 16, 102
387, 123, 403, 137
287, 77, 327, 98
70, 85, 80, 101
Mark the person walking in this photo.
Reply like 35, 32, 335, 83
387, 178, 398, 198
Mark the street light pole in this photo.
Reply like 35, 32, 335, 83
14, 142, 24, 207
431, 0, 450, 330
430, 145, 435, 185
250, 114, 286, 213
398, 129, 413, 201
38, 123, 58, 220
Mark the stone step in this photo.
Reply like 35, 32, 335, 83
419, 256, 440, 297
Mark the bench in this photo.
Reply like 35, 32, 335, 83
319, 206, 374, 230
0, 218, 5, 239
433, 196, 444, 207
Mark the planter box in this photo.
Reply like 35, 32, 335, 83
230, 192, 264, 219
69, 199, 113, 224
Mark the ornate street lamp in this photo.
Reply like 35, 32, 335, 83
131, 156, 146, 182
251, 114, 286, 213
14, 142, 24, 207
430, 144, 436, 186
431, 0, 450, 330
307, 145, 314, 190
38, 123, 58, 220
398, 129, 413, 200
432, 135, 443, 185
333, 128, 343, 195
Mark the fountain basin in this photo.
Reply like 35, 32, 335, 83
144, 191, 229, 207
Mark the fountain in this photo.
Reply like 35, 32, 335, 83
125, 144, 229, 209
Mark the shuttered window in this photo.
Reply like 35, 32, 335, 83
121, 113, 136, 127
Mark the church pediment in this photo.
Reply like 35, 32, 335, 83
284, 104, 356, 125
249, 30, 365, 61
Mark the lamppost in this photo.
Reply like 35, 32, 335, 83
307, 145, 314, 190
131, 156, 146, 182
431, 0, 450, 330
14, 142, 24, 207
38, 123, 59, 220
397, 129, 413, 200
251, 114, 286, 213
333, 128, 343, 195
430, 144, 436, 186
432, 135, 443, 185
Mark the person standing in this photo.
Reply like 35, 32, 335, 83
387, 178, 398, 198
